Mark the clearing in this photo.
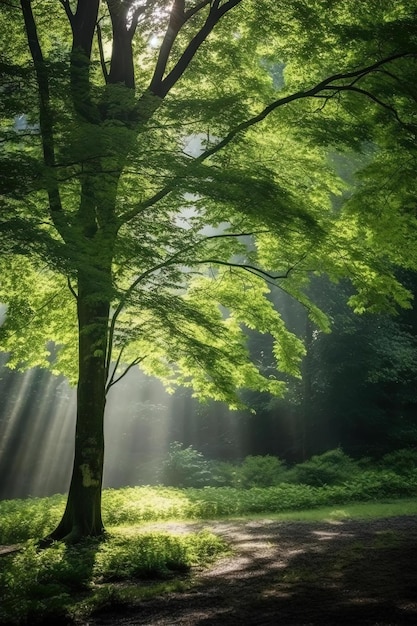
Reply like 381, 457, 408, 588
87, 514, 417, 625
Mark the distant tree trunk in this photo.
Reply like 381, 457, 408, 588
47, 275, 110, 542
300, 316, 314, 460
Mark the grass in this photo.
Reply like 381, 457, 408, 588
1, 478, 416, 625
0, 527, 228, 625
237, 499, 417, 523
1, 472, 417, 544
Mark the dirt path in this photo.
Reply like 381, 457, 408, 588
88, 515, 417, 625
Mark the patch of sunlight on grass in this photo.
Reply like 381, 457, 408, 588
3, 485, 417, 546
228, 499, 417, 523
102, 486, 197, 525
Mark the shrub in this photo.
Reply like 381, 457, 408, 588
380, 448, 417, 475
293, 448, 358, 486
341, 470, 417, 500
238, 455, 287, 488
159, 442, 212, 488
207, 460, 238, 487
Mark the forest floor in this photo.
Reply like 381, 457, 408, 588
86, 514, 417, 626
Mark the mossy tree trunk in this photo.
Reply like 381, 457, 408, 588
48, 274, 110, 542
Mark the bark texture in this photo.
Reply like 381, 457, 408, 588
48, 278, 110, 542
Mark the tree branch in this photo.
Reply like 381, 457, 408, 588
128, 3, 148, 36
96, 20, 109, 83
149, 0, 212, 92
20, 0, 68, 235
192, 258, 293, 280
105, 344, 124, 391
151, 0, 242, 97
106, 356, 147, 394
122, 53, 414, 224
199, 230, 270, 241
320, 84, 412, 128
69, 0, 101, 121
59, 0, 74, 24
184, 0, 211, 21
67, 277, 78, 299
196, 53, 414, 163
106, 231, 257, 345
105, 230, 306, 362
149, 0, 186, 91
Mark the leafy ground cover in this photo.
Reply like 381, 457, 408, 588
0, 528, 227, 625
2, 467, 417, 544
2, 505, 417, 625
1, 478, 417, 624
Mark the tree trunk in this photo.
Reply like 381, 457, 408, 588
300, 316, 313, 461
46, 276, 110, 543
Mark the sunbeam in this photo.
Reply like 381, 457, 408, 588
104, 368, 174, 488
0, 366, 75, 499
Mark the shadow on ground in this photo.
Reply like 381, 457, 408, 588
89, 516, 417, 625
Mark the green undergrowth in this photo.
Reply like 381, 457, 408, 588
231, 499, 417, 523
1, 470, 417, 544
0, 529, 227, 625
1, 486, 417, 625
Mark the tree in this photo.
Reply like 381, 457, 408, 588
1, 0, 416, 541
298, 2, 417, 455
299, 274, 417, 457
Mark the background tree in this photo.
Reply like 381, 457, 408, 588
1, 0, 416, 541
295, 2, 417, 456
299, 274, 417, 457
